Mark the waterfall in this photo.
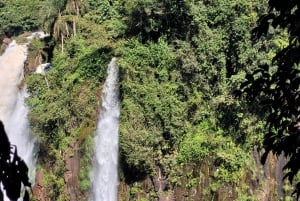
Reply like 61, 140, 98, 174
0, 38, 38, 200
91, 57, 120, 201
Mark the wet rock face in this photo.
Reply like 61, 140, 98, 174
32, 142, 81, 201
0, 37, 11, 53
64, 142, 80, 201
153, 166, 168, 193
119, 149, 289, 201
2, 37, 11, 45
33, 170, 48, 201
152, 166, 174, 201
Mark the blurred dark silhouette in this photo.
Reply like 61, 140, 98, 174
0, 121, 31, 201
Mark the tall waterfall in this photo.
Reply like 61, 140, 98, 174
0, 39, 37, 200
91, 57, 120, 201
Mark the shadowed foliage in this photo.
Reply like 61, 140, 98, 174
125, 0, 197, 42
239, 0, 300, 198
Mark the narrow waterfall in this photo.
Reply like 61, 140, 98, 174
0, 39, 37, 200
91, 57, 120, 201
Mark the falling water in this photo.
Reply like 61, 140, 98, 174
91, 57, 120, 201
0, 38, 38, 200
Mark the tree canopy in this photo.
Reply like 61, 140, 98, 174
0, 0, 43, 37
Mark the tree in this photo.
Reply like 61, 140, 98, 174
65, 0, 85, 37
239, 0, 300, 197
53, 11, 70, 53
41, 0, 69, 52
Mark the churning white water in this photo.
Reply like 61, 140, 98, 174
0, 39, 37, 200
91, 57, 120, 201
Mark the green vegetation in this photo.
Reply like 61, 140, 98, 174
239, 0, 300, 197
0, 0, 294, 200
0, 0, 43, 37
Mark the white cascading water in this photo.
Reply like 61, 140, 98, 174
0, 35, 41, 200
91, 57, 120, 201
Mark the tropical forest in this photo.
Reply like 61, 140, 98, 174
0, 0, 299, 201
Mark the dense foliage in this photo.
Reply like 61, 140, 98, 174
240, 0, 300, 197
1, 0, 294, 200
0, 0, 43, 37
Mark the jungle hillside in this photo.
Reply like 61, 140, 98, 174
0, 0, 299, 201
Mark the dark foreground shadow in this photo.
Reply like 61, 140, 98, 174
0, 121, 31, 201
